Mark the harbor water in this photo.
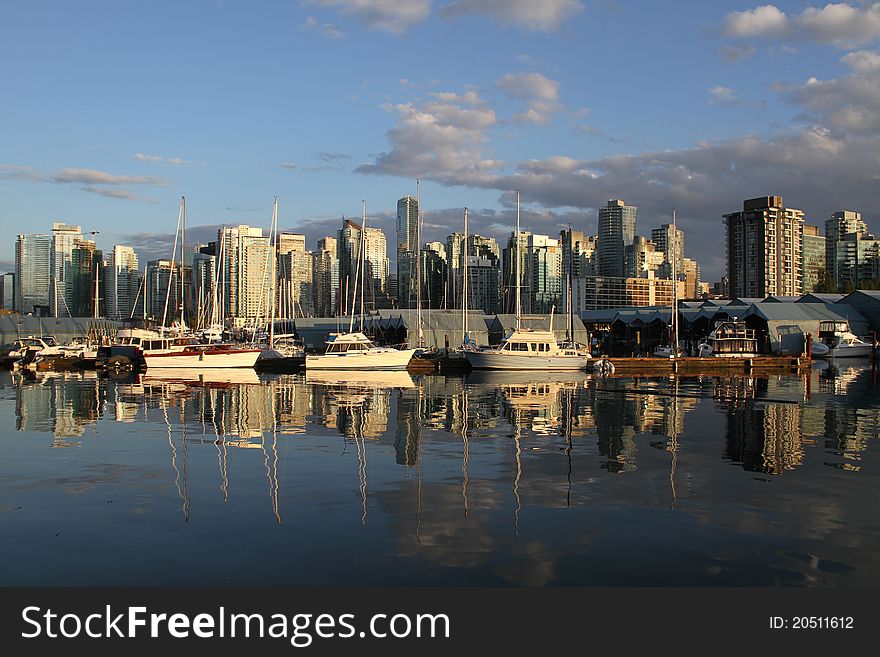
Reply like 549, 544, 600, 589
0, 363, 878, 586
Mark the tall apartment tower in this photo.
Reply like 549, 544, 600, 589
218, 225, 272, 325
825, 210, 868, 289
597, 199, 637, 278
49, 222, 83, 317
14, 233, 52, 315
314, 236, 339, 317
723, 196, 805, 298
651, 223, 684, 275
396, 195, 419, 306
801, 225, 826, 294
105, 245, 140, 320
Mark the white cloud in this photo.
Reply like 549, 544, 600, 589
722, 3, 880, 47
133, 152, 198, 166
356, 89, 500, 183
708, 85, 739, 105
496, 72, 563, 124
722, 5, 788, 38
279, 162, 297, 170
439, 0, 584, 31
307, 0, 430, 33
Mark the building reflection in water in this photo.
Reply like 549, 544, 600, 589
2, 362, 877, 523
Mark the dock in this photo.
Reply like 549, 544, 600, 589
602, 356, 810, 375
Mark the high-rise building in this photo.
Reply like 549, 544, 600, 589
314, 236, 339, 317
446, 233, 500, 310
801, 225, 826, 294
70, 240, 101, 317
597, 199, 637, 278
502, 230, 531, 313
681, 258, 700, 299
277, 232, 306, 256
191, 245, 216, 326
835, 232, 880, 291
526, 234, 563, 314
825, 210, 868, 290
724, 196, 805, 298
364, 227, 389, 296
337, 219, 361, 316
651, 223, 684, 275
218, 225, 272, 325
145, 259, 179, 323
467, 255, 502, 315
14, 233, 52, 315
0, 272, 14, 310
105, 245, 140, 320
572, 273, 677, 311
279, 249, 314, 318
49, 223, 83, 317
624, 236, 664, 278
421, 242, 447, 309
560, 229, 596, 281
396, 195, 419, 306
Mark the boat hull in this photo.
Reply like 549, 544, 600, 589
465, 350, 589, 371
305, 348, 416, 371
826, 345, 874, 358
143, 349, 262, 369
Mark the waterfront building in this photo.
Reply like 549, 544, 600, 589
397, 195, 419, 306
724, 196, 805, 298
825, 210, 867, 290
571, 274, 679, 311
801, 225, 826, 294
624, 236, 664, 279
682, 257, 700, 300
447, 233, 500, 311
218, 225, 272, 326
502, 230, 531, 313
364, 227, 389, 295
597, 199, 637, 278
14, 233, 52, 315
467, 255, 502, 315
560, 229, 596, 280
526, 233, 563, 314
70, 239, 101, 317
145, 259, 180, 323
105, 245, 140, 320
49, 223, 83, 317
191, 245, 216, 326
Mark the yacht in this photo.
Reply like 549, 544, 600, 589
465, 191, 589, 372
306, 202, 416, 371
817, 320, 874, 358
306, 331, 415, 371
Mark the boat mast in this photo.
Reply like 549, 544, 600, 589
416, 179, 424, 348
161, 196, 184, 332
180, 195, 186, 331
360, 201, 366, 331
515, 190, 521, 332
671, 208, 678, 356
463, 206, 468, 345
270, 195, 278, 348
567, 225, 574, 343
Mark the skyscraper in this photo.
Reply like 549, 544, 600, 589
724, 196, 805, 298
526, 233, 563, 314
651, 223, 684, 275
396, 195, 419, 306
422, 242, 447, 309
105, 245, 140, 320
50, 223, 83, 317
801, 225, 826, 294
337, 219, 361, 316
314, 236, 339, 317
14, 233, 52, 315
597, 199, 637, 278
218, 225, 272, 325
825, 210, 868, 290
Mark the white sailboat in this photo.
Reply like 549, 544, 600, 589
306, 201, 416, 371
465, 191, 590, 371
139, 196, 261, 369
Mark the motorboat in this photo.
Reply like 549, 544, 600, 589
305, 332, 416, 371
816, 320, 874, 358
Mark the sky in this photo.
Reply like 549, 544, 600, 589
2, 0, 880, 281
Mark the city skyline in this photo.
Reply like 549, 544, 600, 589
3, 2, 880, 281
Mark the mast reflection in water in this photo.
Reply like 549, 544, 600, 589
0, 362, 878, 586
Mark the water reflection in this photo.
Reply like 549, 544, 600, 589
1, 362, 878, 586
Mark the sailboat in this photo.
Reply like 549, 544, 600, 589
306, 201, 417, 371
465, 191, 590, 371
256, 196, 305, 370
135, 196, 262, 369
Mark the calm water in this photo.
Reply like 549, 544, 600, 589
1, 363, 878, 587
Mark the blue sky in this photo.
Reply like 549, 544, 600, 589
2, 1, 880, 280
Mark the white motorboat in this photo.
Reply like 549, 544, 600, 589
306, 332, 416, 370
464, 192, 589, 372
817, 320, 874, 358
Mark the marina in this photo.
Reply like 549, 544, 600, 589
0, 363, 877, 586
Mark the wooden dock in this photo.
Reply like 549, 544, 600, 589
604, 356, 810, 375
